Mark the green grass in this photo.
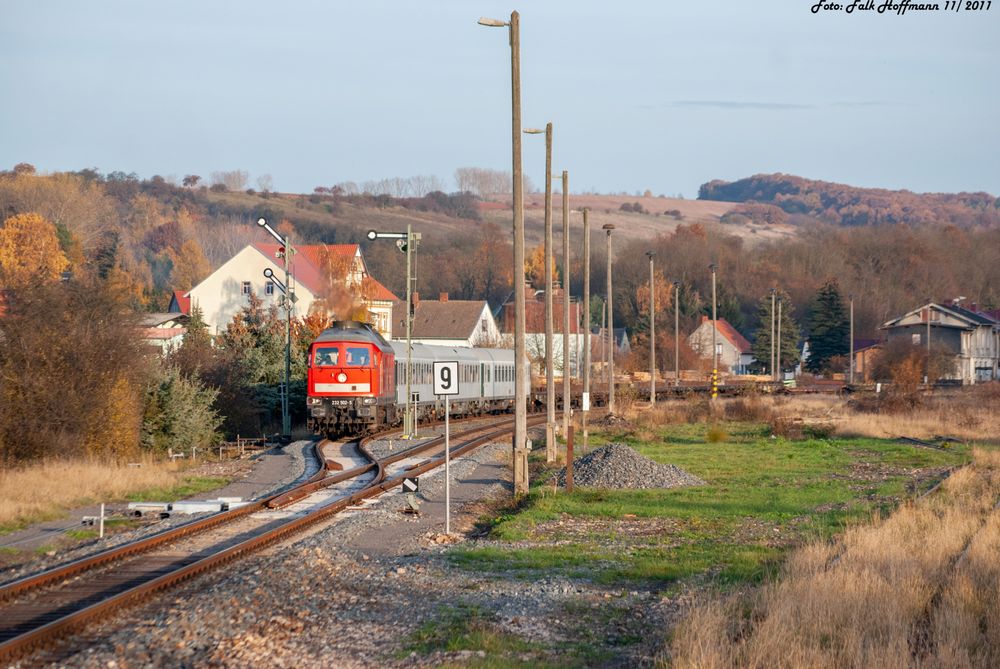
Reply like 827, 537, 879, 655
450, 422, 967, 590
402, 603, 553, 667
124, 476, 229, 503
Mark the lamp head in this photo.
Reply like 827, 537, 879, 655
601, 223, 615, 231
477, 17, 507, 27
646, 251, 656, 259
523, 128, 544, 134
709, 263, 717, 272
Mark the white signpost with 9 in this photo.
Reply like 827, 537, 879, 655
433, 361, 459, 534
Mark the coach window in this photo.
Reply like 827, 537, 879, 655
314, 347, 338, 366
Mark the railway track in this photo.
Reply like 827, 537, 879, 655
0, 414, 542, 665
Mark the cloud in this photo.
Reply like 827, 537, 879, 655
670, 100, 815, 110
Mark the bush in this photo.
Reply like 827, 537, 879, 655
141, 366, 222, 453
724, 397, 772, 422
706, 426, 729, 443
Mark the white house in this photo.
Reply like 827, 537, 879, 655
169, 243, 398, 336
688, 315, 755, 374
141, 312, 189, 354
391, 293, 502, 348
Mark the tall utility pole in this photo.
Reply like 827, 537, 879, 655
256, 217, 294, 443
582, 208, 591, 448
603, 223, 616, 414
646, 251, 656, 406
926, 300, 932, 385
479, 12, 527, 495
524, 123, 555, 460
770, 288, 777, 382
561, 170, 570, 442
777, 297, 783, 383
849, 294, 855, 385
710, 263, 718, 401
673, 281, 680, 387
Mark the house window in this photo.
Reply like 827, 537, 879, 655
912, 333, 921, 345
481, 318, 488, 332
242, 281, 252, 295
265, 282, 275, 296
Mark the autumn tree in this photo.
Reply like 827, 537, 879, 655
0, 278, 148, 462
0, 213, 70, 288
805, 280, 849, 373
168, 238, 210, 290
182, 174, 201, 188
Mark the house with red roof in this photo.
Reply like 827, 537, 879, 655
171, 243, 398, 336
687, 315, 755, 375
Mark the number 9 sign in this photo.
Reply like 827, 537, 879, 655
433, 361, 460, 396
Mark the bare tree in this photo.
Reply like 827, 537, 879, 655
210, 170, 249, 191
256, 174, 274, 193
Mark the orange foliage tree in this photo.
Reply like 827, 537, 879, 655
0, 212, 70, 288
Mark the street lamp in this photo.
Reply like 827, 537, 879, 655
256, 217, 294, 443
673, 281, 680, 387
480, 11, 528, 496
524, 123, 556, 461
709, 263, 718, 400
603, 223, 616, 414
367, 227, 420, 437
560, 169, 571, 442
646, 251, 656, 406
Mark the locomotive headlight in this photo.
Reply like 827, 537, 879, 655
309, 397, 322, 405
337, 372, 348, 383
362, 397, 376, 405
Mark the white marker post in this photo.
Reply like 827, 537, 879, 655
433, 361, 459, 535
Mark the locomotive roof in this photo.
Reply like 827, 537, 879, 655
314, 321, 395, 353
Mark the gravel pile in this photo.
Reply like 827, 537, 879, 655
557, 442, 705, 489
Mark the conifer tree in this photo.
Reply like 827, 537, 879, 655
751, 289, 801, 372
805, 280, 849, 373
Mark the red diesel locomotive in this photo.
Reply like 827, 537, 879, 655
306, 321, 398, 434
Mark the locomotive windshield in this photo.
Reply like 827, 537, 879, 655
345, 346, 370, 366
313, 346, 339, 366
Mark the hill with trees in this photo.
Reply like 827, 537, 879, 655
699, 173, 1000, 228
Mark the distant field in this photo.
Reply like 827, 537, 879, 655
200, 189, 794, 253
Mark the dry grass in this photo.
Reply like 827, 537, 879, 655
671, 448, 1000, 668
626, 390, 1000, 442
0, 456, 189, 530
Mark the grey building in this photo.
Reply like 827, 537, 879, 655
880, 302, 1000, 384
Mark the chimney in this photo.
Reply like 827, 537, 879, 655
411, 291, 420, 307
701, 314, 709, 324
439, 292, 448, 302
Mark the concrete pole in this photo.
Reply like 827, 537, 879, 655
710, 264, 718, 400
582, 209, 591, 447
604, 224, 616, 414
849, 295, 855, 384
647, 252, 656, 406
561, 170, 571, 443
777, 298, 783, 382
674, 282, 680, 387
926, 301, 932, 385
770, 288, 776, 382
543, 123, 555, 462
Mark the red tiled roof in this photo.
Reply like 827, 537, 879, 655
361, 275, 399, 302
701, 315, 752, 353
170, 290, 191, 315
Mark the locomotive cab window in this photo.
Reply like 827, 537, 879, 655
345, 347, 370, 366
313, 347, 339, 366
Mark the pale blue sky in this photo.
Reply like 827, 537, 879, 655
1, 1, 997, 196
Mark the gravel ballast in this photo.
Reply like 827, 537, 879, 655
557, 442, 705, 489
